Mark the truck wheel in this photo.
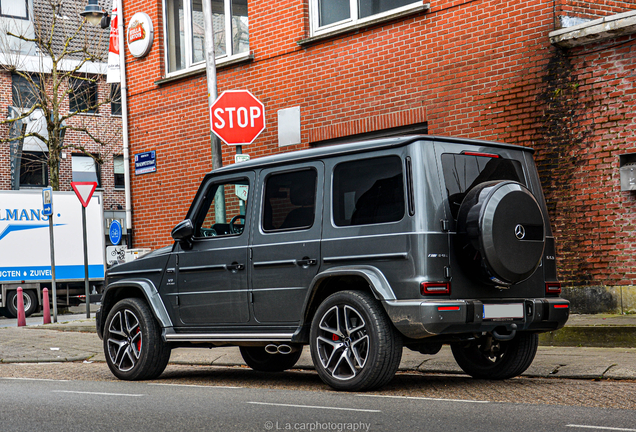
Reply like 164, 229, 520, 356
239, 346, 302, 372
103, 298, 171, 380
5, 289, 38, 318
450, 332, 538, 380
310, 290, 402, 391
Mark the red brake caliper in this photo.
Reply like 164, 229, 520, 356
136, 329, 142, 352
332, 334, 339, 341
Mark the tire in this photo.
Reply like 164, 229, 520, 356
5, 289, 39, 318
103, 298, 171, 380
309, 290, 402, 391
450, 332, 539, 380
239, 346, 302, 372
456, 180, 546, 286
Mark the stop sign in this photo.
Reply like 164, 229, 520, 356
210, 90, 266, 145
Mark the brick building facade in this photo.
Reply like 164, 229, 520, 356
0, 0, 125, 247
120, 0, 636, 312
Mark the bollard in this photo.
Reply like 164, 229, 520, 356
42, 288, 51, 325
16, 287, 26, 327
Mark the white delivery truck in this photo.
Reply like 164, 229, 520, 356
0, 190, 105, 318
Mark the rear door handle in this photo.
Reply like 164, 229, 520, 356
295, 258, 317, 267
226, 263, 245, 271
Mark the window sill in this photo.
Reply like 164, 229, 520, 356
155, 52, 255, 86
549, 10, 636, 47
297, 3, 430, 46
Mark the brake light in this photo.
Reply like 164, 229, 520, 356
554, 304, 569, 309
438, 306, 460, 311
421, 282, 450, 295
461, 151, 500, 158
545, 282, 562, 294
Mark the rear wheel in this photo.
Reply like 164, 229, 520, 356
450, 332, 538, 379
103, 298, 171, 380
310, 290, 402, 391
5, 289, 38, 318
239, 346, 302, 372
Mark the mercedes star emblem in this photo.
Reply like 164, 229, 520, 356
514, 224, 526, 240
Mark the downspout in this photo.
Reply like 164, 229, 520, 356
116, 0, 133, 248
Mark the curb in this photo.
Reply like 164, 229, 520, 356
539, 326, 636, 348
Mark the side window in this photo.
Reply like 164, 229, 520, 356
441, 153, 525, 220
194, 179, 249, 237
262, 169, 317, 232
333, 156, 404, 227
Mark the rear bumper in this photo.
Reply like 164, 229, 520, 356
383, 298, 569, 339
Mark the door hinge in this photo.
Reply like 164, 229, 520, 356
444, 266, 451, 279
175, 295, 179, 306
249, 292, 254, 303
441, 219, 450, 232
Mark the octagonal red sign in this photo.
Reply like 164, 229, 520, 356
210, 90, 266, 146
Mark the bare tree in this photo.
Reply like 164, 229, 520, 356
0, 0, 120, 190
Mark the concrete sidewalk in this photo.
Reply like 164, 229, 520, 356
0, 314, 634, 380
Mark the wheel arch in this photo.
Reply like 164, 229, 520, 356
295, 266, 396, 342
98, 279, 172, 339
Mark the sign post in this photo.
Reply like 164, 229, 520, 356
42, 187, 58, 322
71, 181, 97, 318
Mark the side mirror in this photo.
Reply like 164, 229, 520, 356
171, 219, 194, 248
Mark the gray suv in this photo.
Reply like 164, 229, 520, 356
96, 136, 569, 391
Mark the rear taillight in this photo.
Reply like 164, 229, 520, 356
545, 282, 562, 294
421, 282, 450, 295
461, 151, 500, 158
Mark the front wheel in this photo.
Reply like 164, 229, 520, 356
103, 298, 171, 380
450, 332, 539, 379
5, 289, 38, 318
310, 290, 402, 391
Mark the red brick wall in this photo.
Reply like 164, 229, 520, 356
123, 0, 636, 289
558, 0, 634, 21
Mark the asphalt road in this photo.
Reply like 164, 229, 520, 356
0, 363, 635, 432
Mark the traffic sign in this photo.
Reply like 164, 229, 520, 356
71, 182, 97, 208
42, 187, 53, 216
211, 90, 265, 145
109, 220, 122, 245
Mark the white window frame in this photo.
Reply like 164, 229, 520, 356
309, 0, 423, 37
162, 0, 249, 78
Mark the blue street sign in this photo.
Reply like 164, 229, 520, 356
109, 220, 122, 245
134, 151, 156, 175
42, 187, 53, 216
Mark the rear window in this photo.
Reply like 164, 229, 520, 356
441, 153, 525, 219
333, 156, 404, 226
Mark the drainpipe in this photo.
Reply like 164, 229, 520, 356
116, 0, 133, 248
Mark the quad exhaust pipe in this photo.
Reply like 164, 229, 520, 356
265, 344, 296, 355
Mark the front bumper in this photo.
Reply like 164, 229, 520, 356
383, 298, 569, 339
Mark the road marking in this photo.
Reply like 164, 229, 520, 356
567, 425, 636, 432
246, 401, 381, 413
148, 383, 241, 389
358, 394, 489, 404
1, 377, 69, 382
52, 390, 145, 397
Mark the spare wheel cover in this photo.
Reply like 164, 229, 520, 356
478, 182, 545, 284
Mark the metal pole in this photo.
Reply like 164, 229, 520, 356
202, 0, 223, 171
81, 206, 90, 318
116, 0, 133, 249
48, 216, 58, 323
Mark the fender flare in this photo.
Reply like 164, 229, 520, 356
101, 278, 173, 330
301, 265, 396, 324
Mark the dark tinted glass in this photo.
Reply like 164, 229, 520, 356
12, 73, 41, 108
110, 84, 122, 116
263, 170, 317, 231
19, 152, 47, 187
441, 153, 525, 219
70, 78, 98, 113
333, 156, 404, 226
